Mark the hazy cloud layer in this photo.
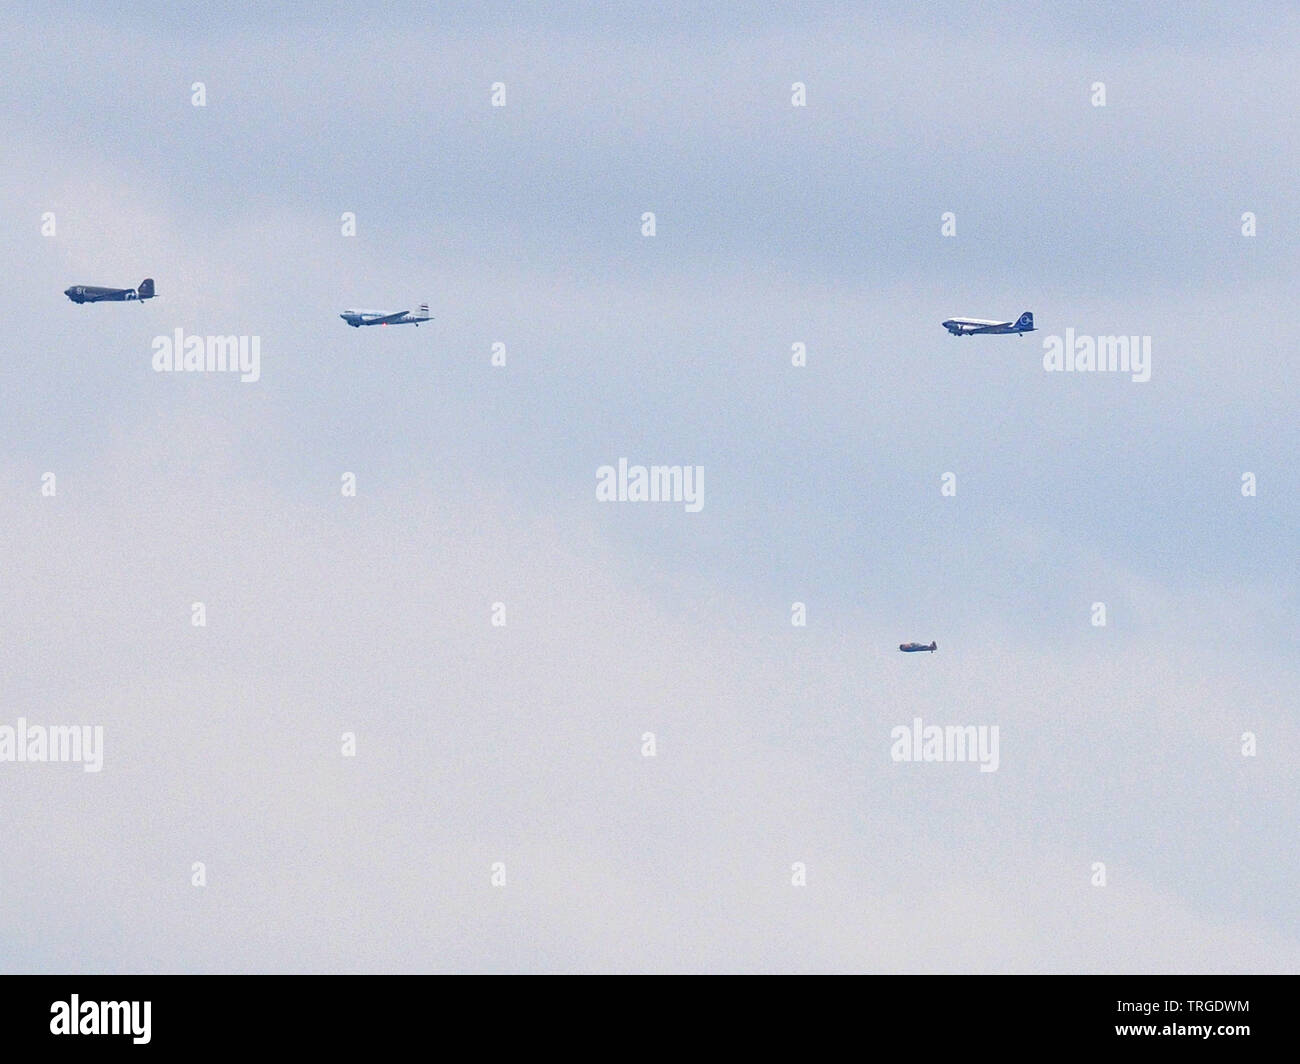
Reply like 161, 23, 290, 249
1, 2, 1296, 971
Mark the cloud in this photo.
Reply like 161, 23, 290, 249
1, 418, 1294, 971
1, 2, 1295, 972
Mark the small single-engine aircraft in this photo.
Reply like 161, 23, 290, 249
339, 303, 431, 327
899, 641, 938, 653
65, 278, 155, 304
942, 311, 1034, 337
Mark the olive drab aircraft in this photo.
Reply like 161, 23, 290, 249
65, 278, 155, 303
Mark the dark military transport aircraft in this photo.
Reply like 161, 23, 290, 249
65, 278, 155, 303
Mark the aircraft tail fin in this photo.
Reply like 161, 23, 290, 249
930, 641, 937, 652
1015, 311, 1033, 331
418, 303, 429, 317
138, 278, 155, 299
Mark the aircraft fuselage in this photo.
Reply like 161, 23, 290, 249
339, 304, 432, 328
943, 311, 1034, 337
65, 278, 155, 304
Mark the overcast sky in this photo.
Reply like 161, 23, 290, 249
1, 1, 1296, 972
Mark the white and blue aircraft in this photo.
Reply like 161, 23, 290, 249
340, 303, 431, 327
942, 311, 1034, 337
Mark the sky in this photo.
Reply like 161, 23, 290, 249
0, 1, 1296, 972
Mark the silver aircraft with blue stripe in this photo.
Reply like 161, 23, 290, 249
340, 303, 431, 327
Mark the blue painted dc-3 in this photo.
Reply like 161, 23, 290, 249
942, 311, 1034, 337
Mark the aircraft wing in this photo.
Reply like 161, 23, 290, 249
366, 311, 409, 325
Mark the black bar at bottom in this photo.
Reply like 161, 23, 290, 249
0, 974, 1290, 1052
